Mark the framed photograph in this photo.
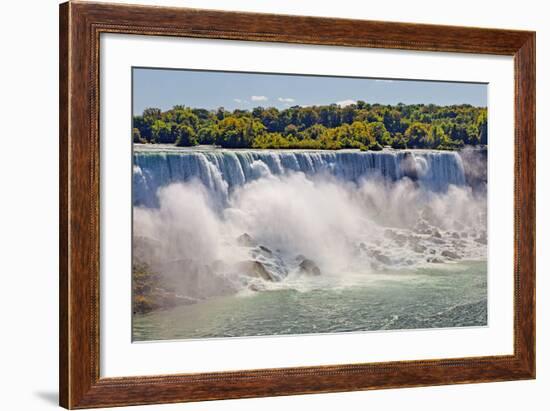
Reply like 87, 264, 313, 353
59, 1, 535, 409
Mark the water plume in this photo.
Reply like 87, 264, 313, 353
133, 147, 487, 295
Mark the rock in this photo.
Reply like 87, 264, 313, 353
373, 252, 392, 265
251, 245, 274, 259
441, 250, 461, 260
259, 245, 272, 254
384, 229, 407, 245
429, 249, 436, 254
365, 247, 377, 258
295, 254, 307, 261
450, 232, 460, 239
432, 230, 442, 239
460, 232, 468, 238
236, 260, 274, 281
132, 262, 199, 315
298, 259, 322, 276
453, 240, 467, 248
248, 283, 266, 292
428, 257, 444, 263
260, 260, 288, 281
413, 244, 427, 253
248, 248, 289, 281
236, 233, 257, 247
134, 291, 189, 315
414, 219, 431, 233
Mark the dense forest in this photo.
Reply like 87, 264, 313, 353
132, 102, 487, 151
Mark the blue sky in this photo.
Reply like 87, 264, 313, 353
133, 68, 487, 115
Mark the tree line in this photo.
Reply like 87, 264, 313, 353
133, 101, 487, 150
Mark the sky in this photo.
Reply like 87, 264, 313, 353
133, 67, 487, 115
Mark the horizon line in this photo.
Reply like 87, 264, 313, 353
134, 101, 488, 116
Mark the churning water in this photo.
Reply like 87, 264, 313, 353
132, 145, 487, 341
133, 261, 487, 341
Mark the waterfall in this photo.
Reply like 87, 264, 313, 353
133, 147, 469, 208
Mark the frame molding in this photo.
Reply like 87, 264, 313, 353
59, 1, 535, 408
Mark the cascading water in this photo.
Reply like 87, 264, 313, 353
133, 146, 468, 208
133, 143, 486, 285
132, 145, 488, 341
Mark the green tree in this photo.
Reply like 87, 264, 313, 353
405, 122, 430, 148
391, 132, 407, 149
197, 126, 217, 145
367, 122, 391, 145
174, 125, 198, 147
341, 106, 356, 124
169, 106, 199, 129
303, 124, 327, 140
253, 132, 291, 149
216, 117, 265, 148
133, 102, 487, 151
284, 124, 299, 137
132, 128, 146, 144
297, 107, 319, 129
477, 110, 488, 145
426, 125, 446, 148
151, 120, 174, 144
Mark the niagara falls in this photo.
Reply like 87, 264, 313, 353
132, 145, 487, 341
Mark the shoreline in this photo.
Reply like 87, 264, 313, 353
134, 143, 487, 154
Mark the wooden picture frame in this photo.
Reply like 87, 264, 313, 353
59, 1, 535, 408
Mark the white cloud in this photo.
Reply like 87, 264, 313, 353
336, 99, 357, 107
233, 98, 243, 103
251, 95, 268, 102
278, 97, 295, 103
